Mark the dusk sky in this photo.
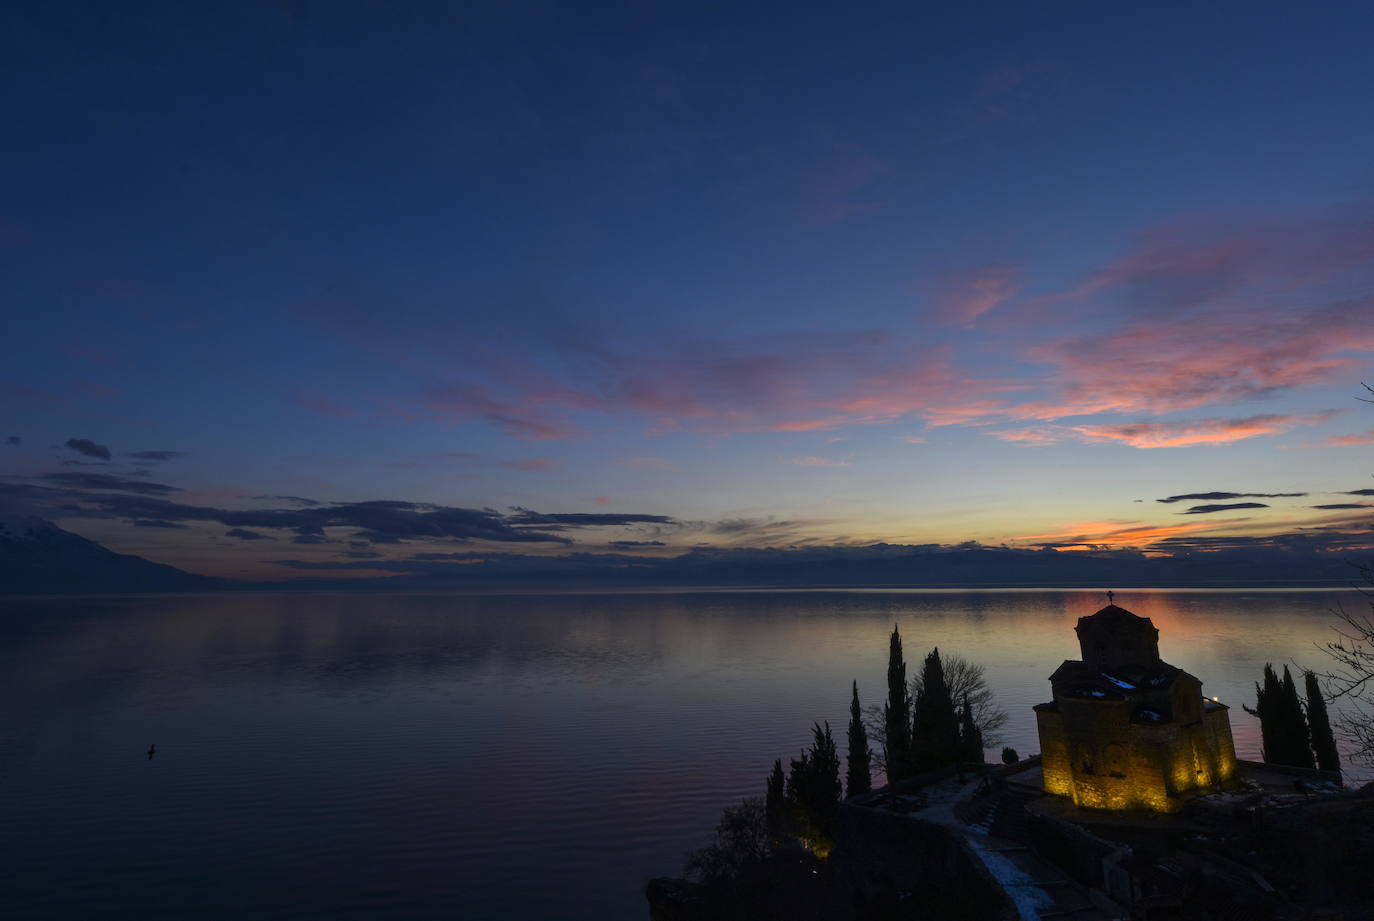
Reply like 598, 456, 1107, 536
4, 1, 1374, 579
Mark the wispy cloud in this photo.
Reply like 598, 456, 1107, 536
65, 438, 110, 461
1013, 519, 1219, 549
1180, 502, 1270, 515
1157, 491, 1306, 504
935, 264, 1020, 325
992, 412, 1339, 449
1322, 430, 1374, 446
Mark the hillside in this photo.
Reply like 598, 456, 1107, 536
0, 515, 216, 594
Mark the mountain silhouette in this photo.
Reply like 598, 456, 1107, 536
0, 515, 216, 594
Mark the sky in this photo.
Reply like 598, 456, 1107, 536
3, 1, 1374, 580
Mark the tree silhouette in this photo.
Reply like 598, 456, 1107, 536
883, 626, 912, 782
1252, 663, 1314, 768
1305, 670, 1340, 773
765, 758, 786, 840
846, 680, 872, 796
959, 694, 984, 763
911, 653, 1007, 745
911, 647, 961, 771
786, 722, 842, 851
684, 798, 770, 887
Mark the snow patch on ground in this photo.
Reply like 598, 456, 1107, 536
965, 837, 1056, 921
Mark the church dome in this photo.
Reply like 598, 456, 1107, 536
1075, 599, 1160, 670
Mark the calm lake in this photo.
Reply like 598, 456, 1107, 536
1, 588, 1368, 920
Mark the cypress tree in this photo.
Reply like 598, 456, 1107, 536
810, 722, 842, 815
846, 680, 872, 797
912, 647, 961, 771
1280, 665, 1315, 769
959, 693, 984, 764
1254, 664, 1283, 763
883, 626, 912, 782
787, 723, 842, 844
1254, 663, 1318, 768
765, 758, 786, 838
1305, 670, 1340, 774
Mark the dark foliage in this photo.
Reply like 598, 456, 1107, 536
911, 647, 962, 771
883, 626, 912, 782
787, 722, 842, 848
1305, 670, 1341, 773
765, 759, 786, 840
1001, 746, 1019, 764
959, 694, 984, 763
684, 799, 770, 887
911, 653, 1008, 746
845, 681, 871, 797
1252, 663, 1315, 768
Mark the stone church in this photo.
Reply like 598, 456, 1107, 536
1034, 597, 1237, 812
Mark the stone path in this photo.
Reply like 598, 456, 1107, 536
883, 777, 1124, 921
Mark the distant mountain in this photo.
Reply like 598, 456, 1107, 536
259, 542, 1365, 591
0, 515, 216, 594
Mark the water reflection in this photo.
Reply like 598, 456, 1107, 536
0, 589, 1365, 920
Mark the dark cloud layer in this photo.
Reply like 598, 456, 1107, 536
2, 477, 676, 548
65, 438, 111, 460
261, 532, 1374, 588
1312, 503, 1373, 510
507, 510, 676, 527
1157, 491, 1305, 504
251, 495, 323, 506
128, 450, 186, 462
1180, 502, 1269, 514
132, 519, 189, 528
40, 472, 181, 496
225, 528, 272, 541
1346, 489, 1374, 496
5, 436, 20, 446
609, 540, 666, 547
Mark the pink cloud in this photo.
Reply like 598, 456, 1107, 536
1010, 302, 1374, 421
594, 495, 611, 505
334, 205, 1374, 446
987, 427, 1060, 446
769, 417, 850, 432
992, 411, 1341, 449
1322, 430, 1374, 446
435, 335, 979, 439
1016, 210, 1374, 325
1013, 518, 1223, 550
423, 384, 582, 440
935, 264, 1020, 325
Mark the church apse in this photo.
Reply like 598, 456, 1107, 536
1034, 596, 1237, 813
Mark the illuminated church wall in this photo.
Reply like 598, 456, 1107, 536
1035, 601, 1237, 813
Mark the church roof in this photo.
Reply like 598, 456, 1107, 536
1049, 659, 1183, 695
1079, 603, 1150, 624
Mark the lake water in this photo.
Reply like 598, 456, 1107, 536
1, 588, 1369, 920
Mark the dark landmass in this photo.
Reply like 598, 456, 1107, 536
0, 517, 1367, 595
0, 516, 218, 594
252, 543, 1368, 593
